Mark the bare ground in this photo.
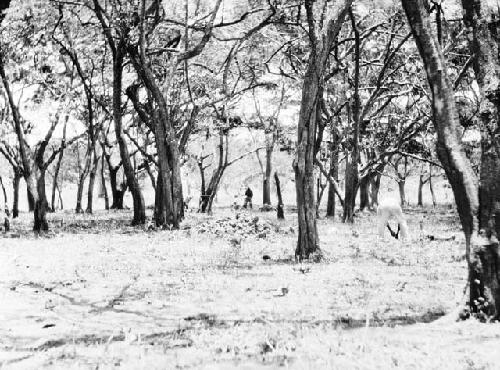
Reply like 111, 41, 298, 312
1, 207, 499, 369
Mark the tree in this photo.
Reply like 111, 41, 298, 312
92, 0, 146, 225
400, 0, 500, 317
294, 0, 353, 260
461, 0, 500, 318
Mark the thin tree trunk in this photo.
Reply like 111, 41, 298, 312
75, 157, 90, 213
86, 150, 100, 213
0, 175, 9, 215
263, 147, 272, 206
100, 151, 109, 210
274, 171, 284, 219
12, 170, 20, 218
326, 141, 339, 217
51, 155, 64, 212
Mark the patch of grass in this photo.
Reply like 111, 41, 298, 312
1, 206, 496, 369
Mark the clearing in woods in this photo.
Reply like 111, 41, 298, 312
1, 207, 500, 369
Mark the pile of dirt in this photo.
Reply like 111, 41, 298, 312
194, 214, 277, 239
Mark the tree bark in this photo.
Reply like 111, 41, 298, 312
294, 0, 352, 260
342, 9, 361, 223
27, 187, 35, 212
417, 175, 425, 207
0, 175, 9, 215
461, 0, 500, 317
274, 171, 284, 219
50, 135, 65, 212
369, 172, 382, 209
86, 150, 100, 213
113, 45, 145, 225
33, 167, 48, 231
263, 146, 272, 206
12, 170, 20, 218
359, 175, 370, 211
100, 151, 109, 210
397, 179, 406, 206
326, 141, 339, 217
402, 0, 480, 314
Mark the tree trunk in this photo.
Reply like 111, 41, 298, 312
342, 10, 361, 224
418, 175, 425, 207
51, 151, 64, 212
100, 151, 109, 210
33, 168, 48, 232
294, 62, 321, 258
326, 141, 339, 217
0, 175, 9, 215
274, 171, 284, 219
398, 179, 406, 206
27, 187, 35, 212
86, 151, 100, 213
113, 45, 145, 225
263, 147, 272, 206
109, 165, 125, 210
127, 41, 182, 228
12, 170, 20, 218
343, 160, 358, 222
369, 173, 382, 209
359, 175, 370, 211
75, 166, 88, 213
402, 0, 480, 314
461, 0, 500, 318
294, 0, 352, 259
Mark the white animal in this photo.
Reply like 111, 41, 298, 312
377, 198, 409, 240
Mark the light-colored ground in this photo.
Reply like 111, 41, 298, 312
1, 207, 499, 369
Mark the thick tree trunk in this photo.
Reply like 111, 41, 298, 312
33, 168, 48, 232
127, 44, 182, 228
12, 170, 20, 218
342, 10, 361, 224
369, 173, 382, 209
397, 179, 406, 206
294, 0, 352, 259
418, 175, 425, 207
274, 171, 284, 219
359, 175, 370, 211
113, 46, 145, 225
403, 0, 480, 314
75, 166, 88, 213
27, 187, 35, 212
461, 0, 500, 318
294, 64, 321, 259
109, 166, 125, 210
343, 160, 358, 222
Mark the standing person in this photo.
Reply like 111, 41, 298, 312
243, 187, 253, 209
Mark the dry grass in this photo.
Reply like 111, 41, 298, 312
0, 206, 498, 369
